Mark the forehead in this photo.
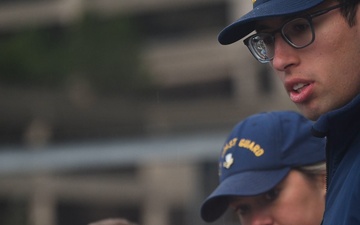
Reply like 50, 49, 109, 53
229, 179, 284, 206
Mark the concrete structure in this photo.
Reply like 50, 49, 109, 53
0, 0, 297, 225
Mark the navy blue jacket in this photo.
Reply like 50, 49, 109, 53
312, 94, 360, 225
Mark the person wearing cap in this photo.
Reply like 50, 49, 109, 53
201, 111, 326, 225
216, 0, 360, 224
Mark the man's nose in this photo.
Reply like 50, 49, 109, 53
271, 33, 300, 72
244, 205, 274, 225
247, 210, 274, 225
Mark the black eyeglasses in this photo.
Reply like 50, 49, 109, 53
243, 4, 344, 63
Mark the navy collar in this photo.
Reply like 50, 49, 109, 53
312, 93, 360, 138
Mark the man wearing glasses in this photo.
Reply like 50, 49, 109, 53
213, 0, 360, 224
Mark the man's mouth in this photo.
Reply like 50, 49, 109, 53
288, 81, 313, 104
292, 83, 309, 93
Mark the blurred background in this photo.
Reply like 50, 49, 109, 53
0, 0, 297, 225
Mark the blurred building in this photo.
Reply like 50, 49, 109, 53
0, 0, 297, 225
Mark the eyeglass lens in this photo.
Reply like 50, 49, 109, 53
282, 18, 314, 47
248, 18, 313, 63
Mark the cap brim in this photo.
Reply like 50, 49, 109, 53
218, 0, 324, 45
200, 168, 290, 222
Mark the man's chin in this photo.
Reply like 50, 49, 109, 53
297, 106, 320, 121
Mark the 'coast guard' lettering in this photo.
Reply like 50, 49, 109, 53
239, 138, 264, 156
222, 137, 238, 157
221, 137, 264, 157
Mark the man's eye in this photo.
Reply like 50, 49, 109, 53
235, 205, 250, 216
284, 19, 310, 34
292, 23, 310, 32
262, 36, 274, 45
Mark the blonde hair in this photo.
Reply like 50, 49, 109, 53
295, 162, 326, 183
88, 218, 137, 225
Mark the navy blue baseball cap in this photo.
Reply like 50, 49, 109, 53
200, 111, 325, 222
218, 0, 325, 45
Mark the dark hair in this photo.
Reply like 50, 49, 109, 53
337, 0, 360, 26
